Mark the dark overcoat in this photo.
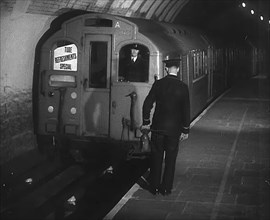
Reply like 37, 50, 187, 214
121, 56, 148, 82
142, 74, 190, 137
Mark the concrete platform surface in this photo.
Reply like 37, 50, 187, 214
105, 75, 270, 220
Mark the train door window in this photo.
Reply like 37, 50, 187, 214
118, 44, 149, 82
203, 50, 208, 75
199, 51, 203, 75
193, 51, 199, 79
89, 41, 107, 88
53, 41, 78, 71
192, 50, 207, 80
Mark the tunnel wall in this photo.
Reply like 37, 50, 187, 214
0, 5, 53, 164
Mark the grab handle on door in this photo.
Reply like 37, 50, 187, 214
126, 91, 137, 131
111, 100, 116, 114
112, 100, 116, 109
83, 78, 88, 89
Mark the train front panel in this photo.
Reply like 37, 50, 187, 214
38, 41, 81, 137
36, 14, 160, 145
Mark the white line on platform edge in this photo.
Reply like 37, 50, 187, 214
103, 183, 140, 220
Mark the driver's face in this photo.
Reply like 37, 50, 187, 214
131, 49, 139, 57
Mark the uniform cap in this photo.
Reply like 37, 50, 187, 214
131, 44, 139, 50
163, 58, 181, 67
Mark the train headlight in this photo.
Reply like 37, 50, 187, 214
48, 106, 54, 113
70, 107, 77, 114
71, 92, 77, 99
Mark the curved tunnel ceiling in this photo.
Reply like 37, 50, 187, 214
5, 0, 190, 23
2, 0, 269, 45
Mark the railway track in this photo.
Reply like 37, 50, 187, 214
1, 145, 149, 220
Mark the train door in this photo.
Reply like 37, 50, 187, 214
82, 35, 111, 137
110, 43, 150, 141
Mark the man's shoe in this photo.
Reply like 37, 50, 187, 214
159, 188, 171, 196
149, 187, 159, 195
163, 189, 171, 196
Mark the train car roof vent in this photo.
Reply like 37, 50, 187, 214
84, 18, 113, 27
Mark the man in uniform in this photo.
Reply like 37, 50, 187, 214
141, 57, 190, 195
120, 44, 148, 82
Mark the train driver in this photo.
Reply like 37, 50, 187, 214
119, 44, 148, 82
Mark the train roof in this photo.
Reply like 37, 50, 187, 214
125, 17, 210, 54
48, 13, 211, 57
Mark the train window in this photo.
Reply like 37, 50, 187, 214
118, 44, 149, 82
192, 50, 207, 80
89, 41, 107, 88
53, 42, 77, 71
199, 51, 203, 75
49, 75, 76, 87
85, 18, 113, 27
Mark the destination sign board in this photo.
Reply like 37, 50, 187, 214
53, 44, 77, 71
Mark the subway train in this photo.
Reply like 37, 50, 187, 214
33, 12, 254, 158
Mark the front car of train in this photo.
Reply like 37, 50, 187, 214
33, 13, 211, 157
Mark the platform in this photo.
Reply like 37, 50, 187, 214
104, 75, 270, 220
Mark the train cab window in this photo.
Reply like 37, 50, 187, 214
53, 41, 78, 71
118, 44, 149, 82
88, 41, 107, 88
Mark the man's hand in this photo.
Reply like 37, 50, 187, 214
140, 124, 150, 131
180, 133, 188, 141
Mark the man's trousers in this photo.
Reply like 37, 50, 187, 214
149, 133, 180, 191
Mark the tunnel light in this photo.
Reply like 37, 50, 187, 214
260, 16, 264, 21
269, 20, 270, 25
241, 2, 246, 8
250, 9, 254, 15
